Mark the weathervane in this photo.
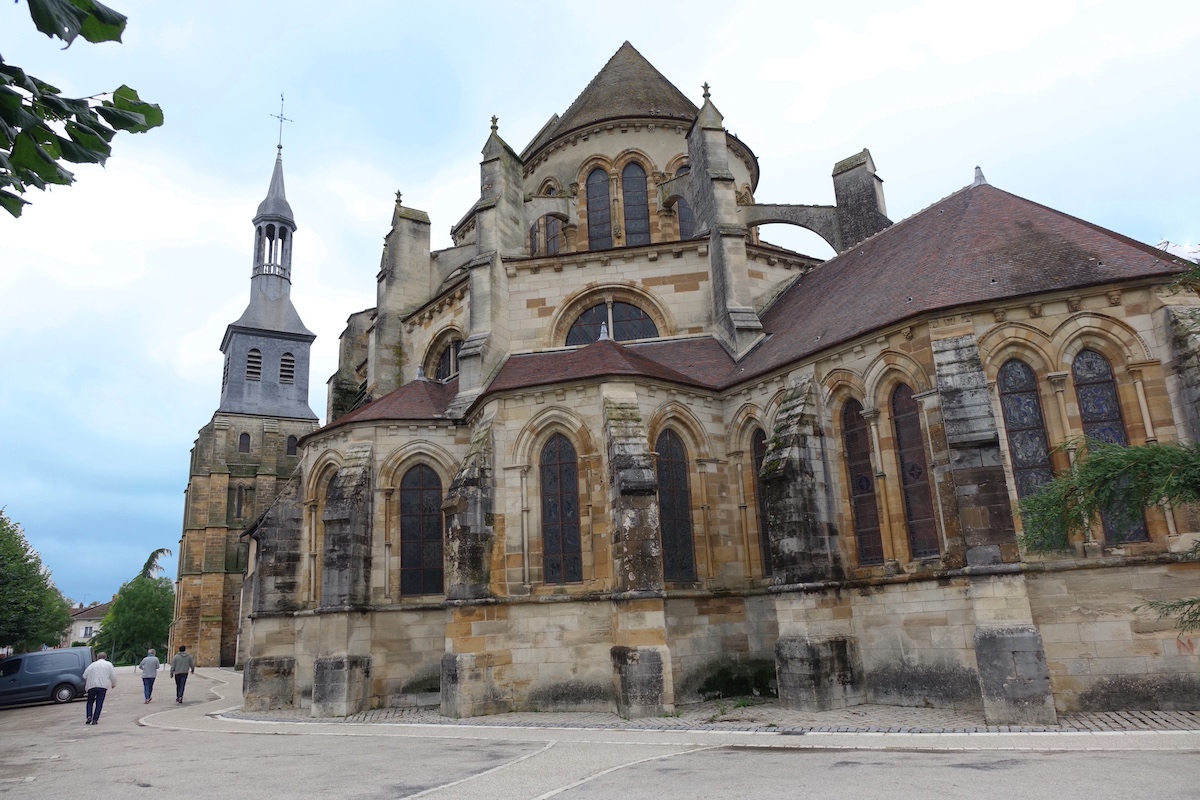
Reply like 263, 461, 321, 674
270, 93, 293, 149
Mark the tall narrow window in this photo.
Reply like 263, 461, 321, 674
400, 464, 445, 596
529, 220, 540, 256
586, 168, 611, 250
540, 434, 582, 583
286, 435, 298, 456
674, 165, 694, 240
235, 485, 245, 518
280, 353, 296, 385
998, 360, 1054, 498
751, 427, 772, 576
238, 432, 251, 453
246, 349, 262, 381
545, 186, 560, 255
892, 384, 940, 559
1072, 349, 1149, 542
622, 162, 650, 246
844, 399, 884, 565
657, 429, 696, 582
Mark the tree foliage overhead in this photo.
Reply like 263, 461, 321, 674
0, 509, 71, 652
92, 554, 174, 665
1, 0, 163, 217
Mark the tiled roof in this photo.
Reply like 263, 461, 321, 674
71, 602, 110, 620
521, 42, 698, 160
736, 182, 1190, 380
320, 377, 459, 433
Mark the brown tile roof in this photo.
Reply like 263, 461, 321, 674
735, 182, 1190, 381
521, 42, 698, 160
320, 377, 459, 433
71, 602, 110, 621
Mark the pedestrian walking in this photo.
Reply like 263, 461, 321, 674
138, 648, 161, 703
82, 651, 117, 725
170, 645, 196, 703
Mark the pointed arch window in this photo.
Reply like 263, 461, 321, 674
674, 165, 695, 240
246, 349, 262, 381
399, 464, 445, 596
998, 359, 1054, 499
586, 168, 612, 250
622, 162, 650, 246
751, 427, 772, 576
657, 429, 696, 582
279, 353, 296, 385
1072, 349, 1149, 542
238, 432, 251, 453
565, 301, 658, 346
892, 384, 939, 559
843, 399, 884, 565
540, 434, 582, 583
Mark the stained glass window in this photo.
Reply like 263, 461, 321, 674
998, 359, 1055, 498
565, 302, 658, 346
657, 429, 697, 581
844, 399, 884, 565
751, 428, 772, 576
399, 464, 445, 596
892, 384, 940, 559
586, 168, 611, 250
541, 434, 582, 583
622, 162, 650, 246
1072, 349, 1149, 542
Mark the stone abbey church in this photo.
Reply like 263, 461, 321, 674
174, 43, 1200, 723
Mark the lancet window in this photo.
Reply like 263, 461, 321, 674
399, 464, 445, 596
586, 168, 612, 250
540, 434, 582, 584
843, 399, 884, 565
622, 162, 650, 246
657, 429, 696, 582
997, 359, 1054, 498
891, 384, 939, 559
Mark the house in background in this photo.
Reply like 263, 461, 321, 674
63, 601, 110, 647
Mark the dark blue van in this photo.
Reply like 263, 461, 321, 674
0, 647, 92, 706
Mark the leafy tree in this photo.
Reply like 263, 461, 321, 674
1, 0, 164, 217
92, 550, 174, 664
0, 509, 71, 651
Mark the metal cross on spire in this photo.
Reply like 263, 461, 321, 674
270, 93, 293, 149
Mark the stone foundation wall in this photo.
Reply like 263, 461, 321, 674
369, 607, 446, 706
1028, 562, 1200, 711
667, 594, 778, 702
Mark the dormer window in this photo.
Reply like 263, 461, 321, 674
246, 349, 262, 381
566, 301, 658, 346
280, 352, 296, 385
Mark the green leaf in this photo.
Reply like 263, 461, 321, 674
65, 119, 113, 155
55, 133, 107, 165
95, 104, 145, 131
11, 132, 74, 185
109, 85, 163, 131
0, 188, 21, 215
25, 0, 127, 46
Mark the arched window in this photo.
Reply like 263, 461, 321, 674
238, 432, 251, 453
540, 434, 582, 583
286, 435, 298, 456
891, 384, 939, 559
565, 301, 658, 346
674, 165, 694, 240
529, 219, 540, 257
751, 427, 771, 576
657, 429, 696, 582
280, 353, 296, 385
998, 359, 1054, 499
246, 349, 262, 381
435, 338, 463, 381
235, 485, 246, 518
622, 162, 650, 246
844, 399, 884, 565
586, 168, 612, 250
399, 465, 445, 596
1072, 349, 1149, 542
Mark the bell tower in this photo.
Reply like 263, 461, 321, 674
170, 147, 319, 667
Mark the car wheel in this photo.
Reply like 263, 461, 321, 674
52, 683, 76, 703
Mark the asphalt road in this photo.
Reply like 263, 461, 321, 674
1, 668, 1197, 800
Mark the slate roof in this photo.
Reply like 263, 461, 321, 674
254, 149, 294, 223
311, 181, 1189, 431
521, 42, 699, 160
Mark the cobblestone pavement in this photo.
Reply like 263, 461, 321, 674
223, 699, 1200, 734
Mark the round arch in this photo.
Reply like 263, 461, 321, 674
379, 440, 459, 490
548, 282, 675, 348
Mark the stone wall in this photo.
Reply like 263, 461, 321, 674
667, 594, 777, 702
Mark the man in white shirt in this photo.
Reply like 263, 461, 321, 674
82, 652, 117, 725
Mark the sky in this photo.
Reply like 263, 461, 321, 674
2, 0, 1198, 606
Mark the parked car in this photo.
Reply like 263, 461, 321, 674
0, 647, 93, 706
